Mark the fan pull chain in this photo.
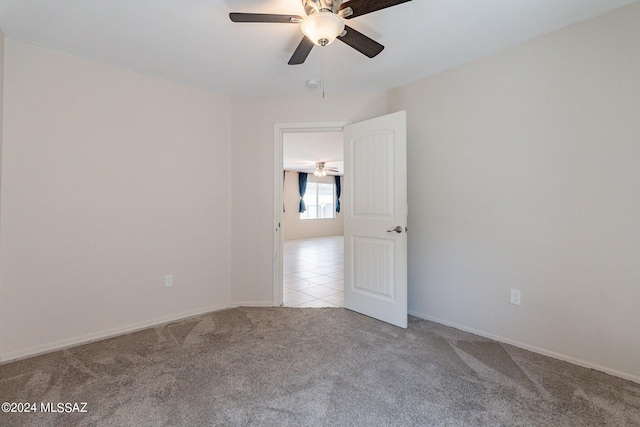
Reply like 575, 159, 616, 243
321, 47, 325, 99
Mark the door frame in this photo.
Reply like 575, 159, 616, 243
273, 121, 349, 306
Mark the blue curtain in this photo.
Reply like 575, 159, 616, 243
298, 172, 308, 213
335, 176, 341, 213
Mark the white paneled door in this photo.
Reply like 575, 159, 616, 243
343, 111, 407, 328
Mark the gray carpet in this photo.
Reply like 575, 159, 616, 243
1, 307, 639, 426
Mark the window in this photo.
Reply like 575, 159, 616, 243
300, 182, 335, 220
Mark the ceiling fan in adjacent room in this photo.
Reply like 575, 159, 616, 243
294, 161, 341, 176
312, 161, 339, 176
229, 0, 412, 65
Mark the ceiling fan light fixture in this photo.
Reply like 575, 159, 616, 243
314, 161, 328, 176
301, 11, 345, 46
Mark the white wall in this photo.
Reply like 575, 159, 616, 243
389, 3, 640, 381
230, 92, 391, 305
0, 41, 233, 360
283, 171, 343, 240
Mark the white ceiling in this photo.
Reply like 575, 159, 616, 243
283, 131, 343, 175
1, 0, 637, 96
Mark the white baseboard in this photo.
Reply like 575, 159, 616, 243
231, 301, 275, 307
0, 303, 233, 364
408, 309, 640, 385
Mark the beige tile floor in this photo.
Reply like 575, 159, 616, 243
283, 235, 344, 308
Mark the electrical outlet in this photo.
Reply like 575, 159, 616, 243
165, 275, 173, 288
510, 289, 521, 305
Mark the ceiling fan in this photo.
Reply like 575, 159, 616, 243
294, 161, 341, 175
312, 161, 340, 176
229, 0, 412, 65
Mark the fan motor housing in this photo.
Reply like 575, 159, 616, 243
303, 0, 343, 16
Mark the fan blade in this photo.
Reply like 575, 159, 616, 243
339, 0, 411, 19
288, 37, 315, 65
338, 26, 384, 58
229, 13, 302, 23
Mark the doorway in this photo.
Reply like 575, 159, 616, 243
274, 112, 408, 327
273, 121, 348, 307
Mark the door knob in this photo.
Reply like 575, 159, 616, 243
387, 226, 402, 233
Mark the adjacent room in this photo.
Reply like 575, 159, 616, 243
1, 0, 639, 425
282, 131, 344, 308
